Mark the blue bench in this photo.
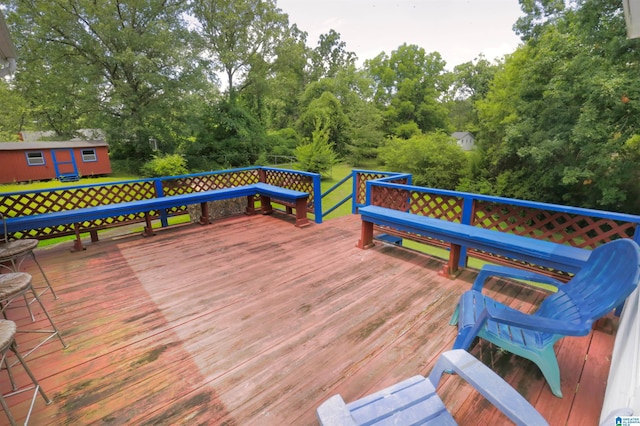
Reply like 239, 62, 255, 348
5, 183, 309, 251
357, 205, 590, 277
250, 182, 311, 228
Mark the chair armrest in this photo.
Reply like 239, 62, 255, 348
482, 304, 591, 336
428, 350, 549, 426
472, 264, 565, 293
316, 395, 358, 426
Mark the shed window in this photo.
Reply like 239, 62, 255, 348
81, 149, 97, 162
26, 151, 45, 166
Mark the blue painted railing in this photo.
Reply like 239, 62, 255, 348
355, 172, 640, 275
0, 166, 322, 240
321, 173, 352, 218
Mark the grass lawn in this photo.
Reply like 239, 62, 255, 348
317, 161, 383, 220
0, 175, 140, 193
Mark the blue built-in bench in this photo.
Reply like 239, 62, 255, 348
357, 205, 591, 277
6, 183, 310, 251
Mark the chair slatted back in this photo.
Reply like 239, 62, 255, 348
535, 239, 640, 324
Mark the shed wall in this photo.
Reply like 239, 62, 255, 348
0, 146, 111, 184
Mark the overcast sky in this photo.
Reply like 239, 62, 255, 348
277, 0, 524, 69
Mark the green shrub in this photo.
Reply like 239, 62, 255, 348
295, 120, 337, 176
140, 154, 189, 177
379, 131, 468, 189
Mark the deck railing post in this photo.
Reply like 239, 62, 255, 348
154, 178, 169, 228
457, 195, 475, 268
258, 168, 267, 183
312, 173, 323, 224
352, 171, 360, 214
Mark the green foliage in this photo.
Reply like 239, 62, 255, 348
295, 120, 338, 176
191, 0, 288, 100
365, 44, 451, 135
264, 128, 301, 156
392, 121, 421, 139
182, 100, 265, 171
310, 29, 357, 80
379, 131, 468, 189
0, 80, 26, 141
345, 101, 384, 166
297, 91, 349, 154
140, 154, 189, 178
446, 55, 501, 134
471, 0, 640, 212
4, 0, 640, 216
7, 0, 202, 156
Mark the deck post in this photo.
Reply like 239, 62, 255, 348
447, 243, 462, 277
357, 220, 374, 249
142, 212, 155, 237
260, 195, 274, 215
245, 195, 257, 215
295, 198, 310, 228
71, 223, 85, 252
199, 201, 210, 225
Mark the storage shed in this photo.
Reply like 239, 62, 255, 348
0, 140, 111, 183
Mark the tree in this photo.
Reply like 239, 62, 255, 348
0, 79, 27, 141
260, 24, 312, 129
191, 0, 288, 101
471, 0, 640, 213
514, 0, 568, 41
378, 132, 468, 189
6, 0, 202, 171
297, 91, 349, 155
365, 44, 451, 136
182, 100, 265, 171
295, 119, 337, 176
310, 29, 356, 81
344, 100, 384, 166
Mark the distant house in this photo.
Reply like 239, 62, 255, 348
0, 140, 111, 183
452, 132, 475, 151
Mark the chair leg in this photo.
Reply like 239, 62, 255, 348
0, 348, 16, 425
11, 342, 52, 405
0, 342, 52, 426
0, 391, 17, 426
449, 305, 459, 326
531, 347, 563, 398
18, 287, 67, 359
30, 251, 57, 300
22, 294, 36, 322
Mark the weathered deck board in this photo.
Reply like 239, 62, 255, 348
0, 213, 616, 425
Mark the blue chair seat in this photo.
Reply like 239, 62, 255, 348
317, 349, 548, 426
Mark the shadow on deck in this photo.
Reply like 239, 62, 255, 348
1, 214, 614, 425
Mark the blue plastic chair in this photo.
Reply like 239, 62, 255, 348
316, 349, 548, 425
451, 238, 640, 398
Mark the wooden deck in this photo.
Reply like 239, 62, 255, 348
1, 213, 616, 425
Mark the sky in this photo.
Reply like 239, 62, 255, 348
276, 0, 525, 69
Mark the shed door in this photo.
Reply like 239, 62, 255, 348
51, 149, 78, 178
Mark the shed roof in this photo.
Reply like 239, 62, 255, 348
0, 140, 108, 151
452, 131, 474, 139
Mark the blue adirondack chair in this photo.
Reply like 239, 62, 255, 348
317, 349, 548, 425
451, 238, 640, 398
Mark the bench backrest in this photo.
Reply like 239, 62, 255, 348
535, 239, 640, 324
